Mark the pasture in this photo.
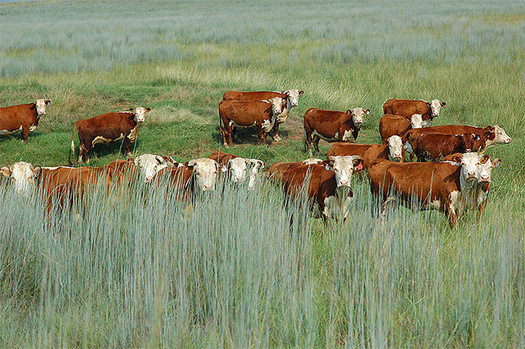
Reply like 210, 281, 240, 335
1, 0, 524, 347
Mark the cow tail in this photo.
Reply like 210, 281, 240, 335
69, 122, 78, 165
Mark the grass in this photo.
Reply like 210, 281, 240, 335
1, 0, 524, 347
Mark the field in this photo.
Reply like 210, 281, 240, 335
1, 0, 525, 347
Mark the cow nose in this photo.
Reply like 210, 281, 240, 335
145, 176, 153, 183
507, 137, 512, 143
339, 180, 350, 187
203, 184, 213, 191
395, 152, 402, 158
467, 171, 476, 178
480, 175, 490, 182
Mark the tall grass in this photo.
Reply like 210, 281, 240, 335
1, 178, 523, 347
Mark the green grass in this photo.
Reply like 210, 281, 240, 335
1, 0, 524, 347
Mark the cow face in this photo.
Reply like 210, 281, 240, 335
326, 155, 363, 188
477, 155, 502, 183
1, 162, 41, 195
411, 114, 424, 128
35, 99, 51, 116
187, 158, 219, 191
267, 97, 287, 115
492, 125, 512, 144
386, 135, 403, 161
283, 89, 304, 107
227, 157, 248, 183
130, 106, 151, 123
428, 99, 445, 118
348, 107, 370, 129
456, 133, 477, 152
247, 159, 265, 190
134, 154, 169, 183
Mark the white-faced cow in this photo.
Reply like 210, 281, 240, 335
71, 106, 151, 163
368, 152, 501, 228
280, 155, 363, 221
1, 161, 40, 195
383, 98, 445, 126
327, 135, 404, 168
219, 97, 287, 147
0, 99, 51, 143
304, 107, 370, 155
208, 150, 265, 190
222, 89, 304, 141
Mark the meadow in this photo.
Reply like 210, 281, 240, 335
1, 0, 524, 347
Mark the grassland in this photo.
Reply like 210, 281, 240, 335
1, 0, 524, 347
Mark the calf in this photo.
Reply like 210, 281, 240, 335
223, 89, 304, 141
405, 132, 482, 162
304, 107, 370, 155
0, 99, 51, 143
368, 152, 501, 228
71, 106, 151, 163
379, 113, 423, 142
208, 150, 264, 189
327, 135, 404, 168
280, 155, 363, 220
383, 98, 445, 126
219, 97, 287, 147
404, 124, 511, 151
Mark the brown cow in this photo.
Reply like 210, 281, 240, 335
269, 158, 323, 182
379, 113, 423, 142
0, 99, 51, 143
71, 106, 151, 163
303, 107, 370, 155
105, 154, 175, 187
223, 89, 304, 141
208, 150, 264, 189
327, 135, 404, 168
405, 132, 483, 162
404, 124, 512, 151
368, 152, 501, 228
383, 98, 445, 126
280, 155, 363, 221
219, 97, 287, 147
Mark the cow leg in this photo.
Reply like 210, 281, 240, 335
122, 138, 132, 157
77, 145, 84, 163
313, 136, 320, 155
21, 126, 29, 144
273, 123, 282, 142
303, 128, 312, 153
256, 124, 263, 145
83, 144, 92, 164
445, 202, 459, 229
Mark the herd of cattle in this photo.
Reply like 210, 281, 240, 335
0, 92, 513, 227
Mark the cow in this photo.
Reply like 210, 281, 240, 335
105, 154, 176, 188
0, 99, 51, 143
379, 113, 423, 142
208, 150, 265, 189
269, 158, 323, 182
327, 135, 404, 168
404, 132, 483, 162
222, 89, 304, 141
403, 125, 512, 151
383, 98, 445, 126
1, 161, 41, 195
368, 152, 501, 228
219, 97, 287, 147
280, 155, 363, 221
71, 106, 151, 163
303, 107, 370, 155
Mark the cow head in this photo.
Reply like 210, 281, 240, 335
386, 135, 404, 161
477, 155, 502, 183
455, 133, 477, 153
130, 106, 151, 123
35, 99, 51, 116
448, 153, 495, 188
134, 154, 169, 183
226, 157, 249, 184
1, 162, 41, 195
187, 158, 219, 192
426, 99, 445, 118
325, 155, 363, 188
347, 107, 370, 129
265, 97, 287, 115
283, 89, 304, 107
490, 125, 512, 145
410, 114, 424, 128
247, 159, 265, 190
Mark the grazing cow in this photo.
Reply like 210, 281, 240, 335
379, 113, 423, 142
327, 135, 404, 168
0, 99, 51, 143
208, 150, 265, 189
280, 155, 363, 220
222, 89, 304, 140
219, 97, 287, 147
105, 154, 175, 186
0, 161, 40, 195
71, 106, 151, 163
269, 158, 323, 182
303, 107, 370, 155
404, 132, 482, 162
368, 152, 501, 228
404, 125, 512, 151
383, 98, 445, 126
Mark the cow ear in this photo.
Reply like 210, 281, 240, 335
492, 158, 502, 168
155, 155, 165, 165
450, 154, 462, 165
441, 101, 446, 107
353, 158, 364, 170
426, 102, 431, 108
299, 90, 304, 96
365, 109, 370, 115
34, 167, 42, 178
145, 108, 151, 113
134, 157, 141, 166
0, 167, 11, 177
163, 156, 177, 167
129, 108, 134, 112
187, 159, 197, 168
487, 125, 494, 132
44, 99, 51, 105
